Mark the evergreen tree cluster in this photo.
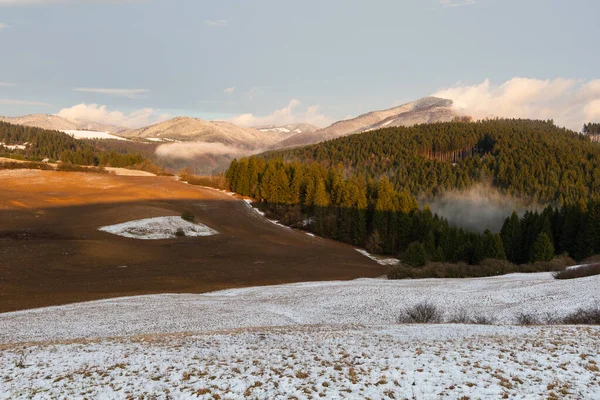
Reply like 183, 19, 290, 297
262, 119, 600, 205
226, 157, 509, 266
501, 201, 600, 264
0, 121, 146, 167
583, 123, 600, 135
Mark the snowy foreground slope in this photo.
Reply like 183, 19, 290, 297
1, 274, 600, 399
1, 273, 599, 343
2, 325, 599, 399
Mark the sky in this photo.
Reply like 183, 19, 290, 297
0, 0, 599, 130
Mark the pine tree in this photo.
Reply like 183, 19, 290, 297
402, 242, 427, 267
530, 232, 555, 262
501, 211, 522, 264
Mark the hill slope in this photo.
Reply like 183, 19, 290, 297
124, 116, 293, 150
0, 114, 125, 134
255, 123, 319, 134
274, 97, 459, 148
262, 119, 600, 205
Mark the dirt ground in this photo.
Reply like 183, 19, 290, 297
0, 170, 385, 313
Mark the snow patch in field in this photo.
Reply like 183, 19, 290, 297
356, 249, 400, 266
62, 130, 127, 141
98, 216, 218, 240
567, 263, 593, 270
243, 199, 291, 229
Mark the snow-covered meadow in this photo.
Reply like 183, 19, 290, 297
1, 273, 599, 344
98, 216, 218, 240
1, 273, 600, 398
2, 325, 599, 399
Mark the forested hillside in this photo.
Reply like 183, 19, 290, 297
262, 119, 600, 205
224, 119, 600, 268
0, 121, 149, 168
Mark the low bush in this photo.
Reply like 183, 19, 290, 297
174, 228, 186, 237
515, 312, 541, 326
388, 256, 573, 280
447, 309, 496, 325
56, 163, 108, 174
553, 264, 600, 280
562, 306, 600, 325
181, 211, 195, 222
0, 161, 54, 171
397, 302, 444, 324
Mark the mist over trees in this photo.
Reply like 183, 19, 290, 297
225, 119, 600, 266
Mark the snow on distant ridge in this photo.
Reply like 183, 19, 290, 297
99, 216, 218, 240
62, 130, 127, 141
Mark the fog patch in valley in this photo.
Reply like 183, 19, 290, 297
155, 142, 253, 160
426, 185, 531, 233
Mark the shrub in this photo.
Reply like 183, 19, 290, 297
402, 242, 427, 267
175, 228, 186, 237
397, 302, 443, 324
553, 263, 600, 280
181, 211, 195, 222
447, 308, 496, 325
561, 306, 600, 325
515, 312, 541, 325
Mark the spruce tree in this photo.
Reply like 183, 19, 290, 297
530, 232, 555, 262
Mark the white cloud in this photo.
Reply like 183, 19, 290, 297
440, 0, 477, 7
204, 20, 228, 27
57, 103, 168, 129
230, 99, 333, 128
0, 81, 16, 86
74, 87, 150, 99
0, 99, 49, 106
0, 23, 8, 31
224, 86, 236, 95
433, 77, 600, 131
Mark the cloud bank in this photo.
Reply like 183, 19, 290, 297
57, 103, 168, 129
434, 78, 600, 131
155, 142, 249, 160
230, 99, 333, 128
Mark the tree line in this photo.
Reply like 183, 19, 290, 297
225, 156, 599, 266
583, 122, 600, 135
0, 121, 149, 168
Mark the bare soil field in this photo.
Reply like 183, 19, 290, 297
0, 170, 383, 313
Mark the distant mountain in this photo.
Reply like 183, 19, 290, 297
0, 114, 126, 134
255, 123, 319, 135
273, 97, 462, 149
123, 116, 293, 150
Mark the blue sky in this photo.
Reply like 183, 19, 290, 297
0, 0, 599, 129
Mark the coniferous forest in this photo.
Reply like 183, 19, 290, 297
225, 119, 600, 270
0, 121, 150, 168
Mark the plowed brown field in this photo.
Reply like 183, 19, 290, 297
0, 170, 384, 313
